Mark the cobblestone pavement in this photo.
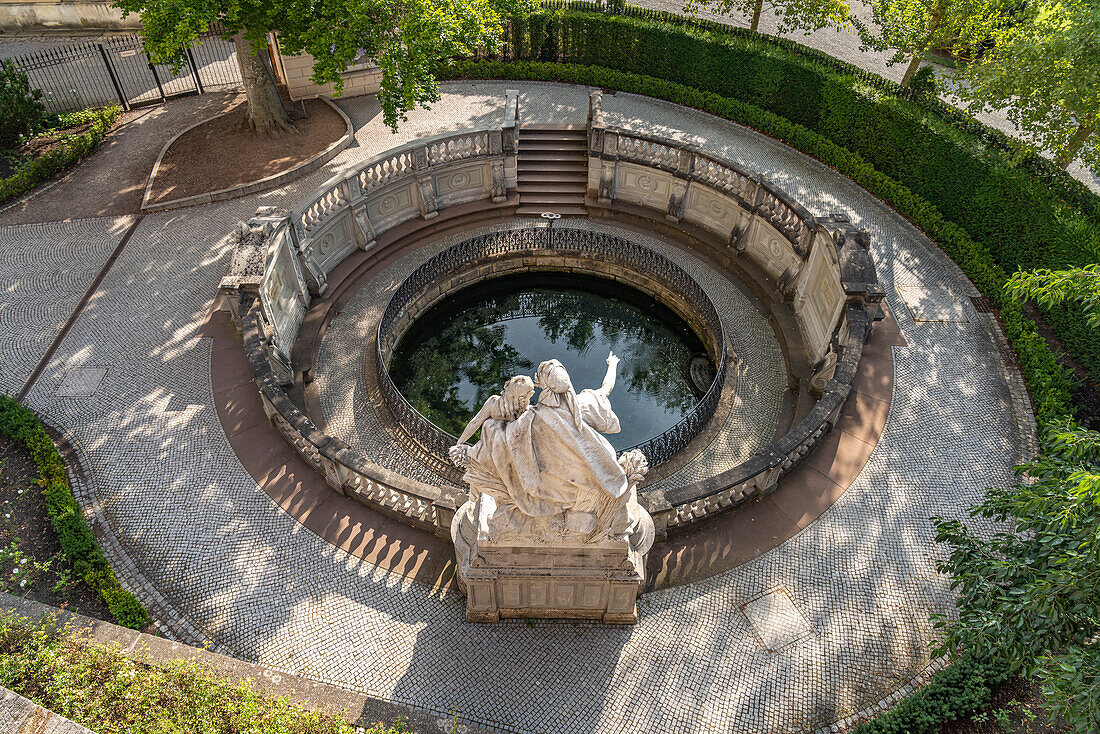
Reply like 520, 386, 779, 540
8, 82, 1031, 734
0, 216, 131, 395
315, 218, 786, 489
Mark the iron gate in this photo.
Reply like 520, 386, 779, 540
10, 31, 244, 114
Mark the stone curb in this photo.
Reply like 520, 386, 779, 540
0, 594, 500, 734
140, 97, 354, 213
0, 686, 96, 734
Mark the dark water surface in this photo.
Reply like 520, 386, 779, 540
389, 273, 715, 450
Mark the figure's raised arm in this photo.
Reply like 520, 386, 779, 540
596, 350, 620, 397
455, 400, 496, 446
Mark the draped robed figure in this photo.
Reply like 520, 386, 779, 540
449, 352, 641, 541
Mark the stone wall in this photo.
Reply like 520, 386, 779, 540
269, 41, 381, 102
0, 0, 138, 30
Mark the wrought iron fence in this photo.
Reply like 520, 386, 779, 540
376, 226, 729, 471
9, 31, 242, 114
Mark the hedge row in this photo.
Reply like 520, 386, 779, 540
491, 10, 1100, 384
0, 395, 149, 629
539, 1, 1100, 220
0, 105, 119, 206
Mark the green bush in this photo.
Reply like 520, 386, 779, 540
0, 59, 46, 150
491, 9, 1100, 384
0, 395, 149, 629
0, 105, 119, 206
851, 651, 1011, 734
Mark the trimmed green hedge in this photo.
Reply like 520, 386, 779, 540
0, 395, 149, 629
851, 651, 1011, 734
491, 9, 1100, 385
0, 105, 119, 206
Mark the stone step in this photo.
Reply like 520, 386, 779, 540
517, 182, 587, 195
520, 123, 587, 131
516, 192, 587, 205
519, 133, 588, 145
518, 143, 589, 156
518, 171, 589, 184
515, 205, 589, 216
516, 157, 588, 171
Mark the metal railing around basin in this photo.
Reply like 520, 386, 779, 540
375, 226, 729, 471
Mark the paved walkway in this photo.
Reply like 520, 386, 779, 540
0, 83, 1032, 734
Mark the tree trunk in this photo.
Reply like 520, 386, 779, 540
232, 31, 294, 136
900, 5, 943, 87
900, 53, 924, 86
751, 0, 764, 32
1056, 121, 1094, 170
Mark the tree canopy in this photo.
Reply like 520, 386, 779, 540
856, 0, 1008, 86
115, 0, 533, 130
957, 0, 1100, 172
684, 0, 850, 34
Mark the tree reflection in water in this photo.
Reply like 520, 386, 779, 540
389, 273, 713, 449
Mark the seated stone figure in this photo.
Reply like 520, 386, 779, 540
449, 351, 648, 544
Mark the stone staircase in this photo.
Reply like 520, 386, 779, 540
516, 125, 589, 216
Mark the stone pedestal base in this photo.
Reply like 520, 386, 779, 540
450, 500, 655, 623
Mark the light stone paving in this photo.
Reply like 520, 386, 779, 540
0, 216, 131, 396
314, 218, 786, 490
9, 82, 1031, 734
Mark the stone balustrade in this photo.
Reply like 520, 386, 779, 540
221, 107, 882, 538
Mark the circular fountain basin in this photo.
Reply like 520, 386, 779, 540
389, 272, 716, 450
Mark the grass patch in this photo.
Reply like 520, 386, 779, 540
0, 612, 409, 734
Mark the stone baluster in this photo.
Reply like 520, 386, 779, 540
412, 145, 439, 220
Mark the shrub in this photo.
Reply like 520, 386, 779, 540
0, 59, 46, 150
0, 396, 149, 629
0, 105, 118, 206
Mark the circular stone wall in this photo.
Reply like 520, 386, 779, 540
311, 219, 788, 493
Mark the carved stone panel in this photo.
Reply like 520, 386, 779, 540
615, 162, 672, 211
363, 180, 418, 234
431, 161, 490, 209
794, 234, 845, 364
683, 185, 748, 239
746, 219, 801, 280
309, 213, 357, 279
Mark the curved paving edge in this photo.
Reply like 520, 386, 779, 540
140, 98, 354, 213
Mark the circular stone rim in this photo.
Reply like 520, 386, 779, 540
374, 226, 730, 479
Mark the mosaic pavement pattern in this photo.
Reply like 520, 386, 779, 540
15, 83, 1030, 734
0, 216, 132, 396
314, 218, 786, 490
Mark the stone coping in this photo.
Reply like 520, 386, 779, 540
1, 686, 96, 734
0, 594, 498, 734
140, 97, 354, 213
